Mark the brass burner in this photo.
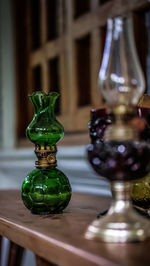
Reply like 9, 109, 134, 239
35, 145, 57, 167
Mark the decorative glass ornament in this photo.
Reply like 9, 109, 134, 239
22, 91, 71, 215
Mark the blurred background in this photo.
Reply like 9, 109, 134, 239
0, 0, 150, 264
1, 0, 150, 150
0, 0, 150, 191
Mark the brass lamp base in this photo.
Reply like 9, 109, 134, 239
85, 207, 150, 243
85, 182, 150, 243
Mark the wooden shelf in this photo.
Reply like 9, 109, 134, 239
0, 190, 150, 266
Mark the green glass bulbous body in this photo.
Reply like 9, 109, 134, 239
22, 167, 72, 214
26, 91, 64, 147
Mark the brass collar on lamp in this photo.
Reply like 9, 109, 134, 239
35, 145, 57, 167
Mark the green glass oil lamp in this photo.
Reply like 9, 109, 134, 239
21, 91, 72, 215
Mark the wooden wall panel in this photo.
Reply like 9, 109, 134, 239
14, 0, 150, 139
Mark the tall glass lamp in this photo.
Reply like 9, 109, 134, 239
85, 15, 150, 242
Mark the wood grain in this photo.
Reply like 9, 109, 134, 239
0, 191, 150, 266
36, 255, 57, 266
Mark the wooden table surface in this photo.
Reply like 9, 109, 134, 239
0, 190, 150, 266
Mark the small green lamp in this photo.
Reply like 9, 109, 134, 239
21, 91, 72, 215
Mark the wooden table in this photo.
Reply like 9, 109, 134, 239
0, 190, 150, 266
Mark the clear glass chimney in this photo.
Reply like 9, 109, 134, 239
98, 15, 145, 107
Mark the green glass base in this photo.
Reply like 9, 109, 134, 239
21, 167, 71, 215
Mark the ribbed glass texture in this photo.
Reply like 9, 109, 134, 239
22, 167, 71, 214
